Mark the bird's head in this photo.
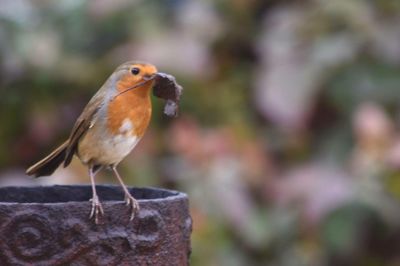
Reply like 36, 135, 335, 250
113, 61, 158, 95
110, 61, 183, 117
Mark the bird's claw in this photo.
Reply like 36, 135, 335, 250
124, 194, 140, 221
89, 195, 104, 224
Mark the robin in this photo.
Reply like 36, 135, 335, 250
26, 61, 168, 224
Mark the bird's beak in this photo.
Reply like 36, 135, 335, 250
143, 73, 157, 81
112, 73, 158, 101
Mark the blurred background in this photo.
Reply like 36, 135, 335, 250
1, 0, 400, 265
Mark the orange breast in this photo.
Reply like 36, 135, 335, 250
107, 81, 153, 137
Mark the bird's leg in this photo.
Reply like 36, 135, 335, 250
89, 166, 104, 224
111, 166, 139, 221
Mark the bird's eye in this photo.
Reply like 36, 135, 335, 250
131, 67, 140, 75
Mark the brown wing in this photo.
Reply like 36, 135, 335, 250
63, 92, 105, 167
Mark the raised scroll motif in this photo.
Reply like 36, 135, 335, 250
0, 209, 167, 265
1, 213, 55, 263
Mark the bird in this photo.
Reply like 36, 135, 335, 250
26, 61, 160, 224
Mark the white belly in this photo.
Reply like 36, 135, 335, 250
77, 118, 140, 166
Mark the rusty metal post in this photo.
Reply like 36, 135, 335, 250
0, 185, 192, 265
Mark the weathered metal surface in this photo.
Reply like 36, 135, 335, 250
0, 185, 192, 266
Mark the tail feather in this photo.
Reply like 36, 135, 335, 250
26, 141, 69, 177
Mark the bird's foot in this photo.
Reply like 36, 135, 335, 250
124, 193, 140, 221
89, 195, 104, 224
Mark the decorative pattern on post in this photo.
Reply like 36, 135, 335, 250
0, 185, 192, 265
